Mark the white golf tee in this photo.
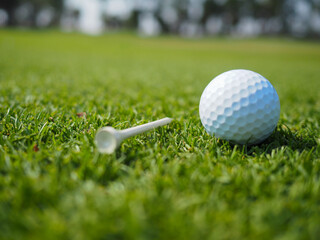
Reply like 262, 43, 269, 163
95, 117, 173, 154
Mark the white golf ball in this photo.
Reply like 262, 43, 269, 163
199, 69, 280, 145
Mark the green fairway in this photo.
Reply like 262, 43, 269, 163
1, 30, 320, 239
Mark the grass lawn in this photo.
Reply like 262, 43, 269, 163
0, 30, 320, 240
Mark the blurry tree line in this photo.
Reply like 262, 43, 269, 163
0, 0, 63, 26
1, 0, 320, 38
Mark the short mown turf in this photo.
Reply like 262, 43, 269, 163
0, 30, 320, 240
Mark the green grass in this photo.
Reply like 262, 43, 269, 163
0, 30, 320, 240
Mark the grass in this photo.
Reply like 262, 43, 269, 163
0, 29, 320, 240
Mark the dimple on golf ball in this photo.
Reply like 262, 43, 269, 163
199, 69, 280, 145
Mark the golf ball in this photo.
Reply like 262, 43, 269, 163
199, 69, 280, 145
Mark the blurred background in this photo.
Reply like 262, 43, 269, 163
0, 0, 320, 38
